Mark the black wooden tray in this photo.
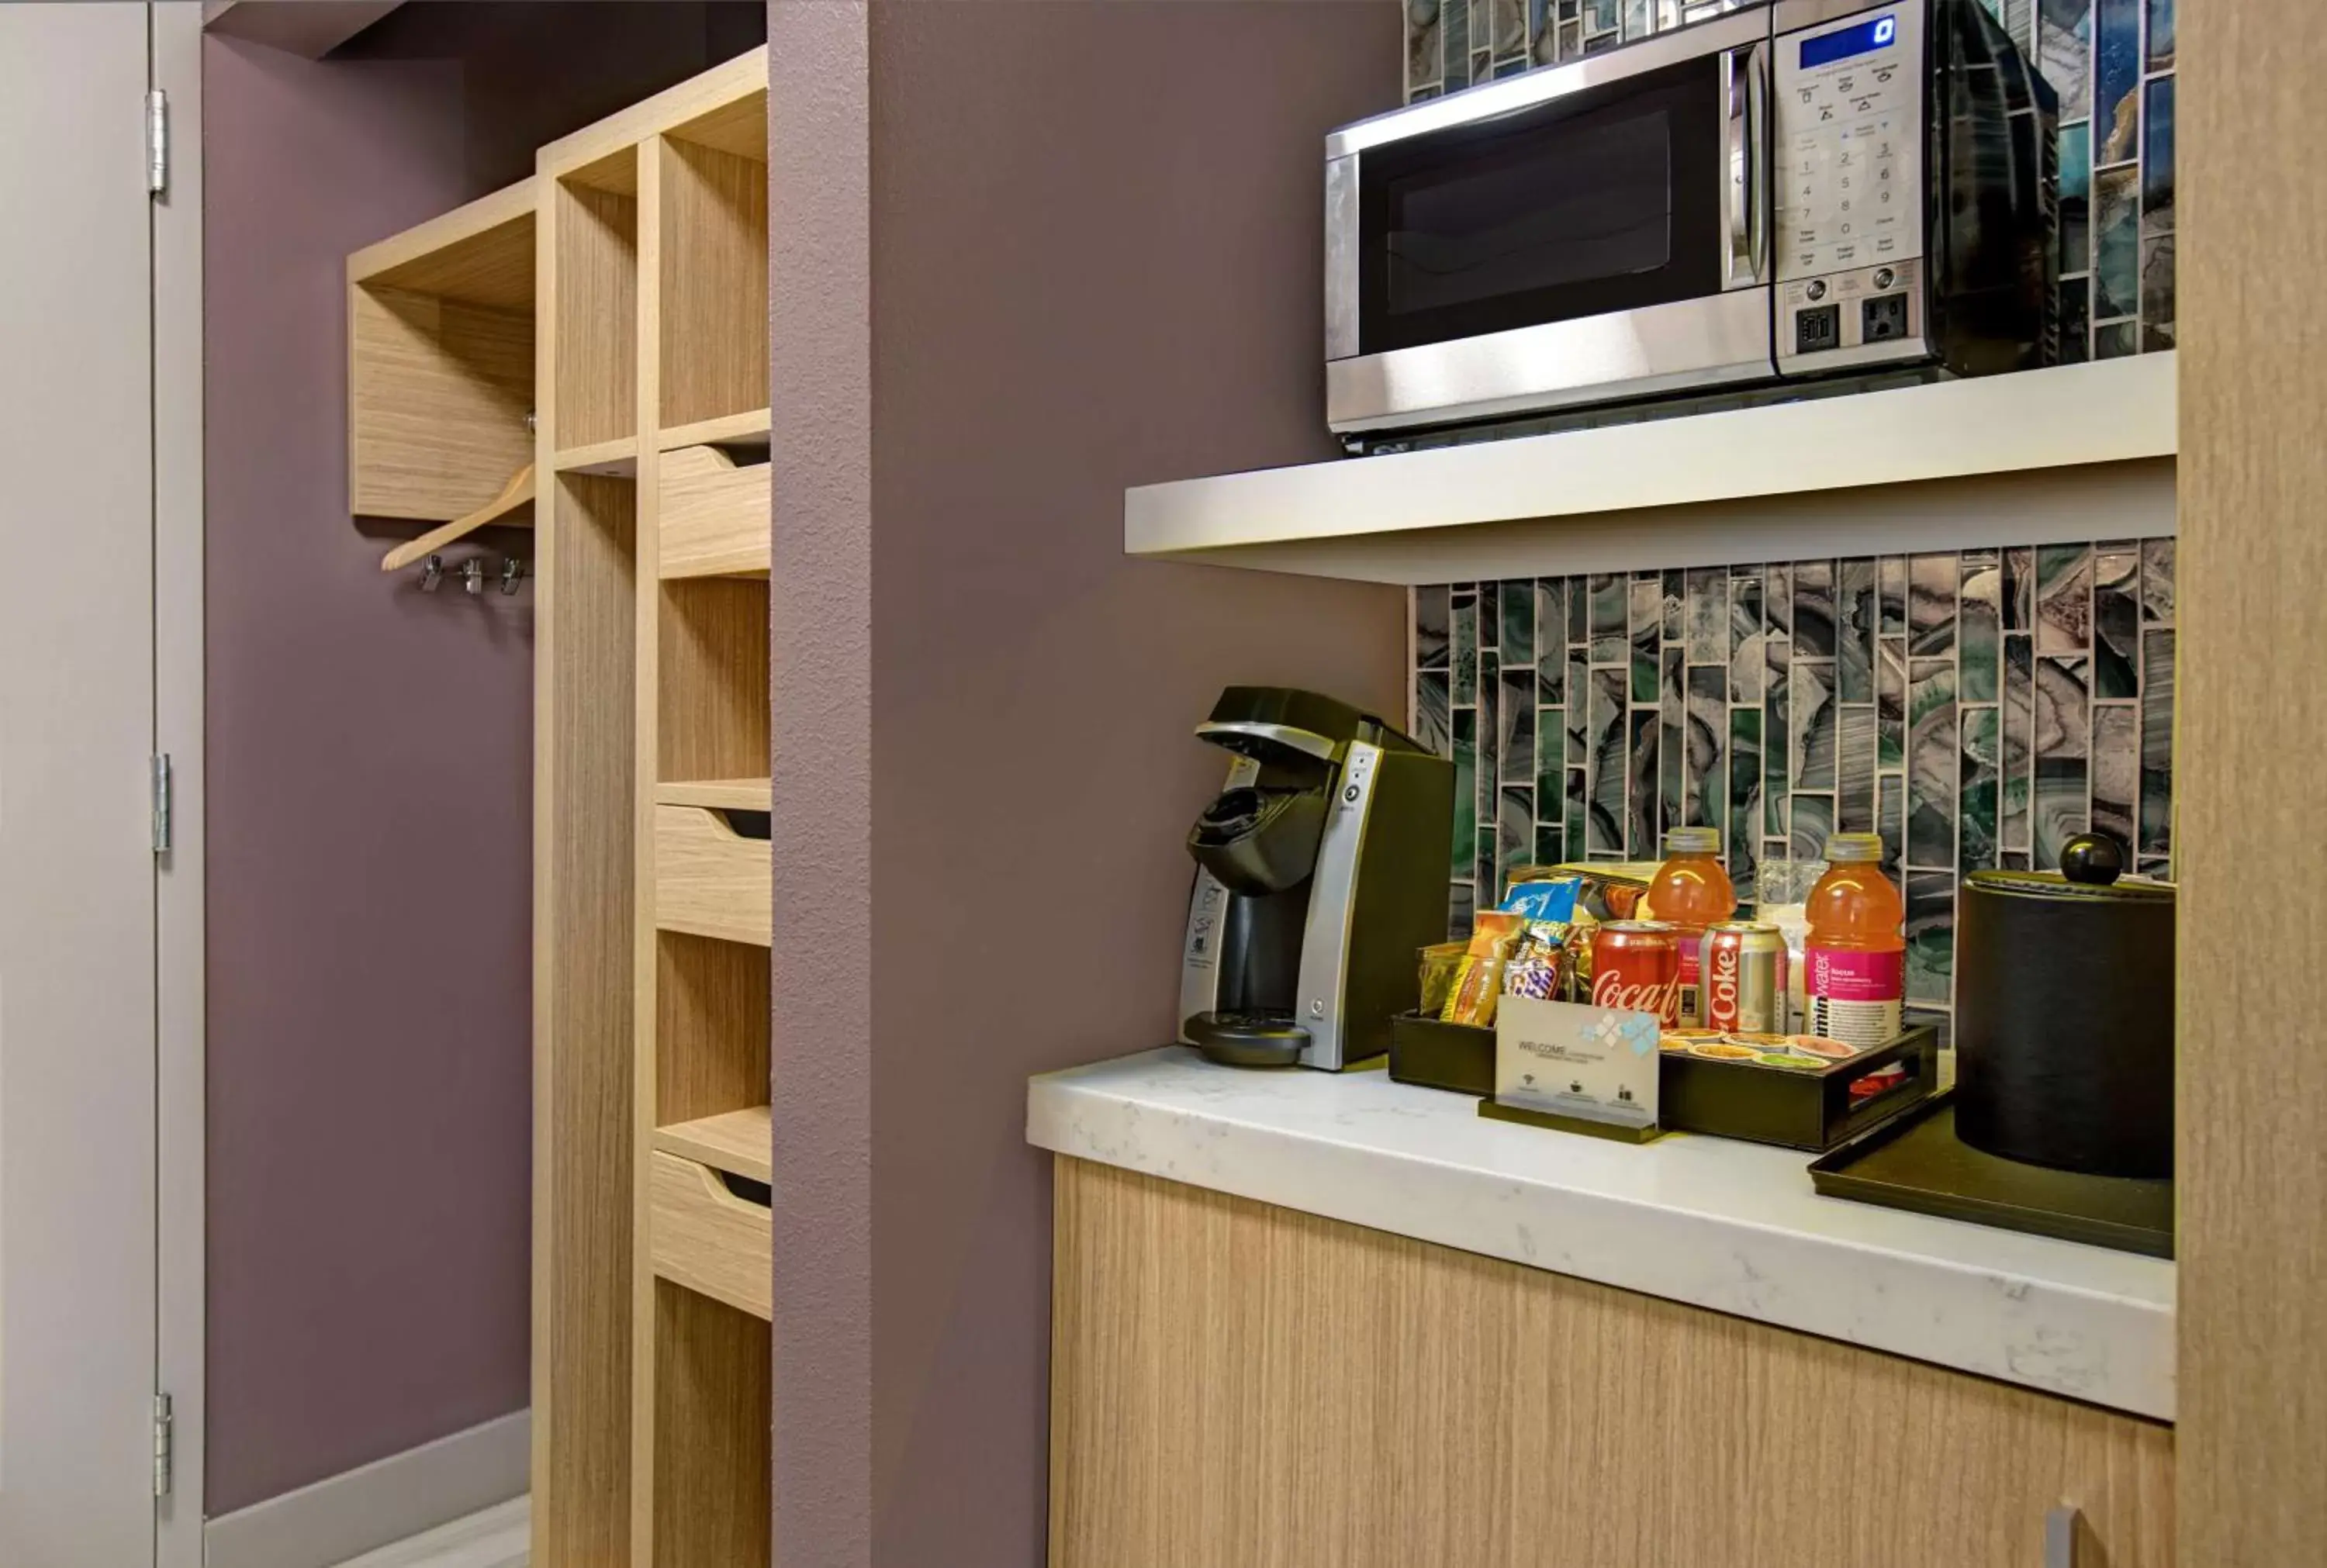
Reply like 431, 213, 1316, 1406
1808, 1090, 2174, 1259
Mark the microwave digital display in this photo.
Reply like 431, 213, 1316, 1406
1799, 14, 1897, 68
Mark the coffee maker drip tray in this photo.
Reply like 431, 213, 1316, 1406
1185, 1010, 1311, 1069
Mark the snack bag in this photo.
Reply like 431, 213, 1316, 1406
1499, 875, 1582, 927
1501, 875, 1583, 979
1502, 931, 1569, 1002
1440, 911, 1523, 1027
1416, 941, 1469, 1016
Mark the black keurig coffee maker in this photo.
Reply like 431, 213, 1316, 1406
1177, 687, 1452, 1070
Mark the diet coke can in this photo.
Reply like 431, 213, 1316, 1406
1589, 920, 1681, 1025
1699, 920, 1787, 1034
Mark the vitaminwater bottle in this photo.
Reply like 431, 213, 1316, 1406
1647, 827, 1736, 1026
1803, 834, 1905, 1047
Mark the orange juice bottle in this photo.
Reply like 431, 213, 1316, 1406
1648, 827, 1736, 1026
1803, 834, 1906, 1047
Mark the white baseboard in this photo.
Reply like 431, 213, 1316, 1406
329, 1496, 528, 1568
203, 1410, 529, 1568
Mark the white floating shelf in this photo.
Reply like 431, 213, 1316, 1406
1125, 354, 2177, 585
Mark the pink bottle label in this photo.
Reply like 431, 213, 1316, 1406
1805, 945, 1903, 1001
1804, 945, 1904, 1046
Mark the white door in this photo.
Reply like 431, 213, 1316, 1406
0, 4, 164, 1564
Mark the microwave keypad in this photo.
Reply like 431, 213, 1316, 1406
1773, 5, 1926, 286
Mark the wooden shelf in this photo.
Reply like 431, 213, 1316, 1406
1124, 354, 2179, 585
655, 778, 770, 813
551, 434, 638, 476
655, 1106, 770, 1186
659, 407, 769, 451
348, 176, 536, 306
347, 178, 538, 523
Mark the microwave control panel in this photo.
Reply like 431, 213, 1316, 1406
1773, 3, 1930, 371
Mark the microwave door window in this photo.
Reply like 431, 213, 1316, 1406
1359, 56, 1727, 356
1387, 113, 1673, 319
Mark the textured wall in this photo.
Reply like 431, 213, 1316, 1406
766, 3, 1405, 1562
866, 5, 1404, 1562
202, 6, 759, 1515
768, 3, 874, 1563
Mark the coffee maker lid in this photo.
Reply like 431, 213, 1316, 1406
1195, 686, 1419, 767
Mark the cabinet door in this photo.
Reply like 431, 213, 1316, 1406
1050, 1157, 2173, 1568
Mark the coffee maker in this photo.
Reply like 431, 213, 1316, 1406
1177, 686, 1452, 1070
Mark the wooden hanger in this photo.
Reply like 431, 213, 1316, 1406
379, 463, 535, 572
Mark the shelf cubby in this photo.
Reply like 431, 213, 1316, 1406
658, 577, 769, 785
347, 178, 537, 522
551, 148, 638, 453
657, 94, 769, 432
654, 927, 770, 1131
651, 1280, 772, 1566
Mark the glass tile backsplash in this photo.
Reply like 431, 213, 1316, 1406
1412, 539, 2175, 1025
1399, 0, 2179, 361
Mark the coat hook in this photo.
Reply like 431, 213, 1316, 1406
500, 557, 527, 596
420, 554, 445, 592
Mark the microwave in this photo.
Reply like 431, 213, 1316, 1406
1325, 0, 2056, 441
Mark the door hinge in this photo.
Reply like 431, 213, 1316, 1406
145, 89, 168, 196
150, 754, 172, 855
152, 1394, 175, 1498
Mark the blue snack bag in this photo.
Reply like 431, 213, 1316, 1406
1499, 876, 1581, 927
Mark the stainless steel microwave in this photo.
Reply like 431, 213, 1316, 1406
1325, 0, 2056, 440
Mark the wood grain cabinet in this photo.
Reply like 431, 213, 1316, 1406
1049, 1157, 2173, 1568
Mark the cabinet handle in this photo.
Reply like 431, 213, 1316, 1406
2045, 1505, 2085, 1568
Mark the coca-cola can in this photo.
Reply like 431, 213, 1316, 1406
1589, 920, 1681, 1025
1699, 920, 1787, 1034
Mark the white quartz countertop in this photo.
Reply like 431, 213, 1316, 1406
1027, 1047, 2174, 1421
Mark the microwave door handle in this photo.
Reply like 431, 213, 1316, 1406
1725, 41, 1772, 288
1747, 38, 1770, 285
1723, 47, 1752, 286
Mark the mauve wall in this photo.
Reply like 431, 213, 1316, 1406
202, 5, 759, 1514
768, 3, 1404, 1561
768, 3, 875, 1563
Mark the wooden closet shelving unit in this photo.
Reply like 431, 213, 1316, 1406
349, 45, 773, 1568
